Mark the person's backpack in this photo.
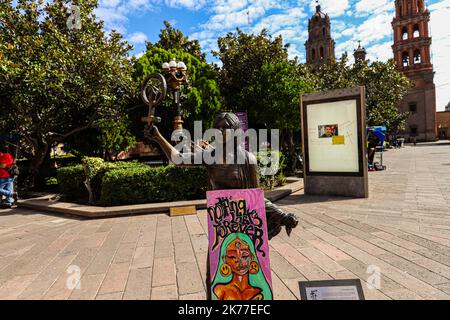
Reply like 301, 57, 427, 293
5, 162, 19, 178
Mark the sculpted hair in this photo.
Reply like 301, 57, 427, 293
213, 112, 241, 130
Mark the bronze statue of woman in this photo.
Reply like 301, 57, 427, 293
145, 112, 299, 239
145, 112, 298, 299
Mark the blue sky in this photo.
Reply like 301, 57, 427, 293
96, 1, 448, 110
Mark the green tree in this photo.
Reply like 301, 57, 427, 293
314, 54, 411, 134
361, 60, 411, 133
64, 117, 137, 161
133, 46, 221, 136
249, 60, 316, 171
249, 60, 315, 130
213, 29, 290, 120
147, 20, 205, 62
0, 0, 135, 185
314, 53, 355, 90
213, 29, 316, 164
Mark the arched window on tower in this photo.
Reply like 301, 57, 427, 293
322, 27, 326, 36
402, 52, 410, 67
399, 5, 403, 17
402, 27, 408, 40
320, 47, 324, 59
413, 50, 421, 64
311, 49, 316, 61
413, 25, 420, 38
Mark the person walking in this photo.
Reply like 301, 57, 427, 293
0, 145, 17, 209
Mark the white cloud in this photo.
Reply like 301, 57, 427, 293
308, 0, 350, 17
128, 32, 148, 45
211, 0, 249, 14
164, 0, 206, 10
92, 0, 450, 110
357, 13, 393, 45
200, 0, 284, 30
99, 0, 122, 7
253, 7, 306, 33
134, 51, 146, 59
95, 0, 156, 34
366, 41, 393, 61
354, 0, 394, 17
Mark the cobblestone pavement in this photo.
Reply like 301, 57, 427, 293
1, 142, 449, 300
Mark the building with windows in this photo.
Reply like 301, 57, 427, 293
305, 4, 335, 69
392, 0, 437, 141
436, 111, 450, 140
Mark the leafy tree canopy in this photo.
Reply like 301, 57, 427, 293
314, 54, 412, 134
147, 20, 206, 62
0, 0, 135, 182
213, 29, 292, 118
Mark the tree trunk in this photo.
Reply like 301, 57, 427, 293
29, 143, 49, 189
287, 130, 295, 160
84, 180, 94, 205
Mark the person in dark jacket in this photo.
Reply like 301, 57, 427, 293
367, 130, 380, 169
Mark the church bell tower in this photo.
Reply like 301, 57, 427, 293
305, 3, 335, 69
392, 0, 436, 141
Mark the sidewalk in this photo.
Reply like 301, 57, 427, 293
0, 142, 449, 299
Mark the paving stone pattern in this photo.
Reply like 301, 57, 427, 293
1, 142, 449, 299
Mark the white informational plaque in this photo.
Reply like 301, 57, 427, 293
299, 279, 365, 300
306, 99, 359, 173
300, 87, 368, 198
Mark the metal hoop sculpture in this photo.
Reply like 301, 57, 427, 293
141, 73, 167, 127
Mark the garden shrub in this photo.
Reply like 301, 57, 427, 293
57, 153, 287, 205
57, 164, 85, 199
57, 161, 208, 206
81, 157, 105, 204
257, 151, 286, 190
100, 165, 208, 206
57, 161, 148, 201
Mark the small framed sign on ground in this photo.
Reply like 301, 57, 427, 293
299, 279, 365, 300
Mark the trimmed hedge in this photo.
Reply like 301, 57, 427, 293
57, 153, 286, 205
57, 164, 85, 199
100, 165, 208, 206
56, 161, 150, 201
57, 162, 208, 206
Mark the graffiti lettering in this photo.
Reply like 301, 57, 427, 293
207, 197, 266, 256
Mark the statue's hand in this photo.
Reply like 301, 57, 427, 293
284, 213, 299, 237
144, 124, 161, 142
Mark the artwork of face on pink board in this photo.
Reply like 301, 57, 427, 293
206, 188, 273, 300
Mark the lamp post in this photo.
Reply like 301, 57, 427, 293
141, 58, 188, 131
162, 59, 188, 131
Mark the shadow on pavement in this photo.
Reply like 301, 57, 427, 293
0, 206, 86, 221
276, 193, 357, 205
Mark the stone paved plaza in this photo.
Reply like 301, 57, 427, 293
0, 142, 450, 300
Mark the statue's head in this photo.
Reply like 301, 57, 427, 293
213, 112, 241, 144
214, 113, 241, 130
